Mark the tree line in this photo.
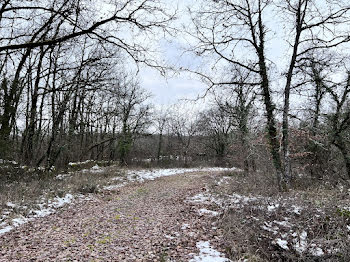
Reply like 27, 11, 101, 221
1, 0, 350, 190
0, 0, 172, 168
187, 0, 350, 189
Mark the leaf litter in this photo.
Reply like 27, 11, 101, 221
0, 168, 233, 261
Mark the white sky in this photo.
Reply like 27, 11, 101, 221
140, 67, 206, 105
138, 0, 208, 107
135, 0, 349, 116
137, 0, 287, 108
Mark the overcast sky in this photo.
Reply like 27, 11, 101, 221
136, 0, 349, 117
137, 0, 287, 108
137, 0, 205, 107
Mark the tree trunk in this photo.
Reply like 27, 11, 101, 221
282, 14, 303, 187
257, 51, 284, 190
23, 47, 46, 164
255, 3, 284, 190
0, 49, 30, 158
157, 132, 163, 161
334, 139, 350, 179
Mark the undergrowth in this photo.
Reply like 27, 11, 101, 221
0, 161, 124, 216
213, 171, 350, 262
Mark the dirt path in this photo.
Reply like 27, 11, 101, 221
0, 171, 227, 261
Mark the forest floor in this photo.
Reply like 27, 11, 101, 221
1, 164, 350, 261
0, 168, 232, 261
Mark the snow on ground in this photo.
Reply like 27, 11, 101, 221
198, 208, 219, 216
0, 225, 13, 235
273, 219, 292, 228
103, 183, 127, 191
266, 222, 325, 256
0, 159, 17, 165
216, 176, 231, 185
293, 230, 308, 253
181, 223, 190, 230
186, 193, 213, 204
104, 167, 240, 191
310, 246, 325, 256
187, 188, 330, 257
187, 191, 259, 210
68, 160, 94, 166
291, 205, 302, 215
189, 241, 232, 262
0, 194, 74, 236
261, 222, 279, 234
274, 238, 289, 250
82, 164, 104, 174
1, 166, 239, 236
6, 202, 16, 208
55, 173, 72, 180
125, 167, 240, 182
104, 167, 239, 190
267, 203, 280, 212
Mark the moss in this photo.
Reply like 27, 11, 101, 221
336, 208, 350, 218
96, 235, 112, 245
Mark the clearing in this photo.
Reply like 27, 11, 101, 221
0, 169, 231, 261
1, 166, 349, 261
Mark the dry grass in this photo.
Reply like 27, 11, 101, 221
212, 171, 350, 262
0, 162, 124, 217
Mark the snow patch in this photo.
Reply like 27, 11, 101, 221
81, 164, 104, 174
310, 246, 324, 256
182, 223, 190, 230
165, 234, 175, 239
125, 167, 240, 183
103, 183, 127, 191
217, 177, 230, 185
90, 165, 103, 173
0, 159, 17, 165
56, 173, 71, 180
112, 176, 125, 181
68, 160, 94, 166
261, 222, 279, 234
6, 202, 16, 208
0, 225, 13, 235
0, 194, 74, 236
267, 203, 280, 212
291, 205, 302, 215
187, 193, 212, 204
274, 238, 289, 250
274, 219, 292, 228
293, 231, 308, 253
221, 193, 258, 208
190, 241, 231, 262
198, 209, 219, 216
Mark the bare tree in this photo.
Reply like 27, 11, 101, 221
297, 54, 330, 179
0, 0, 175, 58
153, 107, 170, 161
116, 79, 152, 166
197, 105, 235, 164
169, 105, 198, 166
188, 0, 350, 189
324, 71, 350, 179
279, 0, 350, 186
188, 0, 283, 188
0, 0, 175, 160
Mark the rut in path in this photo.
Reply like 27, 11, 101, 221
0, 172, 226, 261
